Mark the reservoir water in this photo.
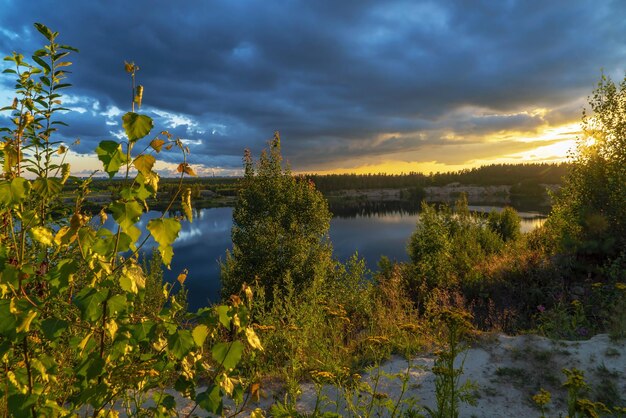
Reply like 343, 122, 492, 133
121, 204, 548, 310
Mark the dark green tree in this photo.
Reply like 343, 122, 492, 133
221, 132, 333, 299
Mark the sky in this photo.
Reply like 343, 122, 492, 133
1, 0, 625, 176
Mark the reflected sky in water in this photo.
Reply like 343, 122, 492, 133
105, 206, 545, 310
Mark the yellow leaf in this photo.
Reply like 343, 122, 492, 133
54, 226, 77, 246
182, 188, 193, 222
9, 298, 18, 314
192, 324, 209, 347
220, 373, 234, 396
120, 263, 146, 294
133, 154, 156, 176
144, 171, 159, 193
250, 383, 261, 402
99, 208, 108, 225
243, 284, 253, 304
134, 85, 143, 108
230, 295, 242, 307
250, 408, 265, 418
184, 165, 197, 176
31, 226, 55, 246
105, 319, 118, 340
78, 332, 93, 354
57, 145, 67, 154
60, 163, 70, 184
245, 327, 263, 351
177, 268, 188, 285
150, 138, 165, 152
177, 163, 197, 176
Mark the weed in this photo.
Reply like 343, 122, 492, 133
562, 368, 611, 418
424, 308, 477, 418
532, 388, 551, 418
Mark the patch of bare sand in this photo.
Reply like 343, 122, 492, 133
132, 334, 625, 417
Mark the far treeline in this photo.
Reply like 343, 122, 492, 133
83, 162, 570, 197
306, 162, 570, 192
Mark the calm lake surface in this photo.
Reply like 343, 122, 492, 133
127, 204, 547, 310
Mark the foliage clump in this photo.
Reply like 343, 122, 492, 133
407, 196, 507, 294
548, 74, 626, 263
221, 132, 333, 299
0, 24, 262, 417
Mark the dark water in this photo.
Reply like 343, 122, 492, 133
124, 204, 547, 310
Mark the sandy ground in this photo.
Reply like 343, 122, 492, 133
122, 333, 625, 417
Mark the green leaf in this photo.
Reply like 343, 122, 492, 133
147, 218, 181, 267
74, 288, 109, 322
75, 353, 105, 381
122, 112, 153, 142
211, 341, 243, 371
168, 330, 195, 360
107, 294, 128, 317
0, 300, 18, 339
96, 140, 126, 178
131, 320, 155, 341
131, 176, 153, 202
48, 259, 76, 291
32, 55, 51, 74
32, 177, 62, 199
110, 201, 143, 242
92, 229, 133, 255
0, 178, 31, 205
216, 306, 231, 328
133, 154, 155, 176
196, 385, 222, 415
7, 393, 37, 418
192, 325, 209, 347
41, 318, 68, 340
34, 23, 55, 41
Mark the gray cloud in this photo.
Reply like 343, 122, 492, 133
0, 0, 624, 172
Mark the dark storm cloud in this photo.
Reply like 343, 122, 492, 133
0, 0, 624, 172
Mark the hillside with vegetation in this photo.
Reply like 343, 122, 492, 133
0, 25, 624, 417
